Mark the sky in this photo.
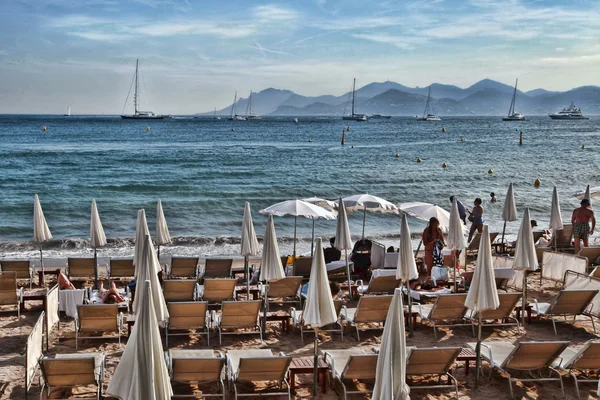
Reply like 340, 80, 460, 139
0, 0, 599, 114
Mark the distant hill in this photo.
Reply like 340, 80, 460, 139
198, 79, 600, 116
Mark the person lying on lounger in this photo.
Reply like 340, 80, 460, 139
97, 281, 126, 304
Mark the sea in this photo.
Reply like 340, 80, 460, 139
0, 114, 598, 262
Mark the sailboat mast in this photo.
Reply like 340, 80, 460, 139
423, 87, 431, 119
351, 78, 356, 116
246, 91, 252, 115
134, 59, 139, 115
230, 91, 237, 117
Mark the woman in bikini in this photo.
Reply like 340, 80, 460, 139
422, 217, 445, 275
467, 197, 484, 242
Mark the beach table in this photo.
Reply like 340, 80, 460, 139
288, 356, 328, 394
20, 292, 47, 312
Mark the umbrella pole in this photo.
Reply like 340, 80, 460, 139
39, 244, 44, 287
344, 249, 352, 298
362, 207, 366, 239
475, 317, 482, 388
245, 255, 250, 297
293, 216, 297, 262
313, 327, 319, 397
311, 219, 315, 257
408, 287, 413, 337
453, 252, 458, 293
522, 271, 528, 328
262, 282, 269, 334
94, 247, 98, 290
501, 221, 507, 254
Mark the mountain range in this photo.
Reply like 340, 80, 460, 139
202, 79, 600, 116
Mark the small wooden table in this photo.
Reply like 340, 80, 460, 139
235, 287, 260, 300
288, 356, 328, 394
339, 283, 359, 299
126, 315, 136, 337
514, 305, 533, 324
455, 348, 477, 375
404, 310, 419, 330
260, 313, 290, 333
21, 293, 47, 312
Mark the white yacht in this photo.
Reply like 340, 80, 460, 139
244, 91, 261, 120
549, 102, 589, 120
121, 60, 164, 119
503, 79, 525, 121
342, 78, 368, 121
417, 86, 441, 121
228, 91, 246, 120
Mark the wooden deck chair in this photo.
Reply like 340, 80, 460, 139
169, 349, 225, 399
75, 304, 123, 349
67, 257, 96, 281
227, 349, 292, 400
0, 271, 23, 318
580, 247, 600, 269
262, 276, 302, 309
356, 274, 401, 295
0, 260, 33, 288
169, 257, 199, 279
293, 257, 312, 279
468, 341, 569, 399
40, 353, 106, 400
406, 347, 462, 398
323, 348, 378, 400
203, 259, 233, 278
166, 302, 210, 347
164, 279, 198, 302
290, 299, 345, 342
417, 293, 473, 339
532, 289, 599, 335
470, 292, 522, 333
591, 267, 600, 279
201, 278, 236, 302
343, 295, 392, 341
554, 341, 600, 398
213, 300, 262, 345
109, 259, 135, 280
467, 232, 499, 256
555, 224, 574, 250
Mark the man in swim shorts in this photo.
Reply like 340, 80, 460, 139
572, 199, 595, 254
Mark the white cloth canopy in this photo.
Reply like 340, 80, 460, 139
33, 194, 52, 243
241, 202, 259, 257
303, 238, 337, 327
502, 183, 518, 222
132, 235, 169, 324
260, 215, 285, 281
446, 198, 466, 251
372, 288, 410, 400
156, 200, 171, 246
133, 209, 150, 277
259, 199, 336, 220
399, 202, 450, 230
396, 214, 418, 282
465, 225, 500, 312
513, 208, 539, 272
341, 194, 399, 213
550, 186, 564, 231
334, 197, 353, 251
90, 199, 107, 249
107, 280, 173, 400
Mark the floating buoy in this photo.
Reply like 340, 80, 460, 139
308, 139, 312, 142
534, 178, 541, 187
41, 126, 47, 131
346, 126, 350, 132
395, 153, 399, 158
442, 127, 446, 133
231, 128, 234, 132
488, 169, 493, 175
146, 126, 150, 131
351, 145, 355, 149
417, 157, 422, 163
261, 133, 264, 136
582, 144, 585, 150
519, 131, 523, 145
442, 162, 447, 168
341, 131, 345, 146
460, 138, 465, 142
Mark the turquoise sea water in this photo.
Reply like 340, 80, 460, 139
0, 114, 598, 258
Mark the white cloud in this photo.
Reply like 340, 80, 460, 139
67, 31, 130, 41
555, 47, 564, 52
133, 22, 255, 38
350, 33, 425, 49
253, 4, 299, 23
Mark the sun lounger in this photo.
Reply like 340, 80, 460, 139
40, 352, 106, 400
554, 224, 574, 251
168, 349, 226, 399
0, 271, 23, 318
169, 257, 199, 279
293, 257, 313, 279
468, 341, 569, 399
343, 295, 392, 341
0, 260, 33, 288
579, 247, 600, 269
166, 301, 210, 347
163, 279, 198, 302
322, 348, 378, 400
261, 276, 302, 309
201, 278, 236, 302
553, 341, 600, 398
212, 300, 262, 345
203, 259, 233, 278
290, 299, 345, 342
226, 349, 292, 399
109, 258, 135, 280
67, 257, 96, 283
406, 347, 462, 398
416, 293, 473, 339
466, 232, 499, 257
356, 272, 401, 295
468, 292, 522, 334
75, 304, 123, 349
532, 289, 598, 335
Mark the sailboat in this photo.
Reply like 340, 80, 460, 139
228, 91, 246, 120
343, 78, 368, 121
244, 91, 261, 120
121, 59, 164, 119
503, 79, 525, 121
417, 86, 441, 121
213, 107, 221, 120
63, 105, 71, 117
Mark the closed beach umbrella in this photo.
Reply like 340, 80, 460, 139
90, 199, 107, 288
303, 238, 337, 397
155, 200, 171, 260
302, 197, 337, 256
585, 185, 592, 207
334, 198, 353, 293
513, 208, 539, 327
372, 287, 410, 400
242, 202, 260, 295
133, 209, 150, 278
576, 185, 600, 203
465, 224, 500, 387
399, 202, 450, 231
342, 194, 399, 238
34, 194, 53, 284
106, 280, 173, 400
397, 214, 419, 335
447, 198, 466, 292
260, 215, 285, 282
132, 235, 169, 324
549, 186, 563, 249
259, 199, 336, 259
501, 183, 518, 246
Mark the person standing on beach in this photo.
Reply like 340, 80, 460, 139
572, 199, 595, 253
449, 196, 467, 224
467, 198, 484, 242
422, 217, 445, 275
323, 237, 341, 263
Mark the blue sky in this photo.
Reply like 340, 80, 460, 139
0, 0, 599, 114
